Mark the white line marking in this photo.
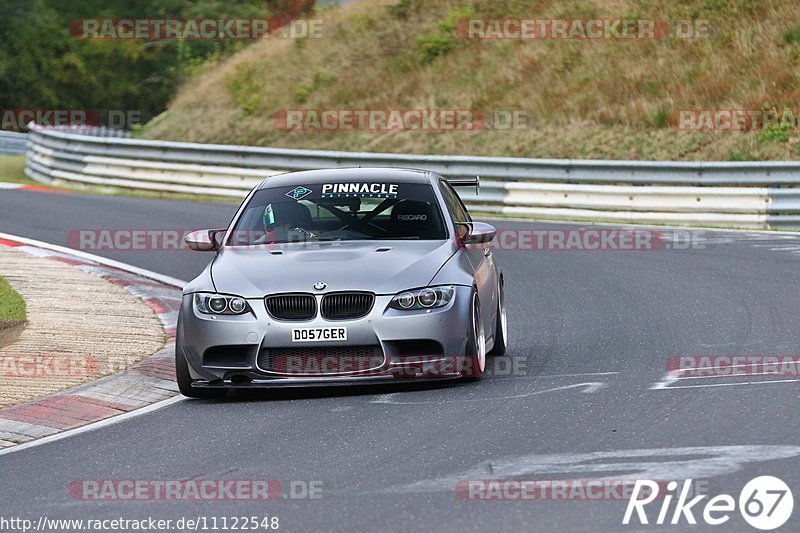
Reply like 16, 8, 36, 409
370, 382, 605, 405
678, 361, 795, 371
655, 361, 800, 387
0, 231, 187, 288
0, 396, 185, 457
656, 379, 799, 390
676, 371, 791, 380
650, 372, 679, 390
383, 445, 800, 494
532, 371, 619, 378
481, 216, 800, 237
0, 182, 23, 190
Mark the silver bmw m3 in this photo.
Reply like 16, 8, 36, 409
176, 168, 507, 398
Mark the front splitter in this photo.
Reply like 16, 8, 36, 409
191, 373, 463, 389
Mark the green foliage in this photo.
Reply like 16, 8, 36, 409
351, 13, 376, 32
756, 128, 791, 143
754, 108, 795, 144
415, 6, 476, 64
651, 107, 671, 129
293, 70, 336, 104
0, 0, 312, 128
728, 149, 755, 161
687, 0, 760, 18
227, 62, 264, 113
416, 33, 456, 63
784, 24, 800, 45
388, 0, 413, 21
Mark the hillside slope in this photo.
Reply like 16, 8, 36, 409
141, 0, 800, 161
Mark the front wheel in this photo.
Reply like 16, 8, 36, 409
488, 277, 508, 356
461, 291, 486, 380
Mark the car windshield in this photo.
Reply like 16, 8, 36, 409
228, 180, 448, 245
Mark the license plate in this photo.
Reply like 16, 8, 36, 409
291, 327, 348, 342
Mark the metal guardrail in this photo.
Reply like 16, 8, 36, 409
0, 131, 28, 156
24, 125, 800, 229
2, 127, 129, 156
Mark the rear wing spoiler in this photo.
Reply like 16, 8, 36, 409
446, 176, 480, 195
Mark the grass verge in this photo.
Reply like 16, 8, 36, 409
0, 155, 30, 185
0, 276, 26, 329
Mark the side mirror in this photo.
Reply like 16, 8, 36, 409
458, 222, 496, 245
185, 229, 226, 252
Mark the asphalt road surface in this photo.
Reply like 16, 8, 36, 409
1, 186, 799, 532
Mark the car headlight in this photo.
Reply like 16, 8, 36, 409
194, 293, 251, 315
389, 286, 455, 310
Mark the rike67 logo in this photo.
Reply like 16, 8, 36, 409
623, 476, 794, 530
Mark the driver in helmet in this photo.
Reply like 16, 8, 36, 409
259, 202, 315, 243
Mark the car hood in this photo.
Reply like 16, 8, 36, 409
211, 240, 457, 297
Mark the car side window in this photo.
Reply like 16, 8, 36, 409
440, 180, 472, 222
439, 180, 472, 238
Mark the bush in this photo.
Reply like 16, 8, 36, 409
415, 6, 476, 64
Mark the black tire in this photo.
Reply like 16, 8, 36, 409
176, 347, 227, 399
488, 277, 507, 356
461, 291, 486, 380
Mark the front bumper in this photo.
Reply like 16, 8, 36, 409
177, 286, 473, 388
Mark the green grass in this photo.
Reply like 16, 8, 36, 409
0, 276, 26, 326
784, 24, 800, 45
65, 183, 242, 205
0, 155, 31, 185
